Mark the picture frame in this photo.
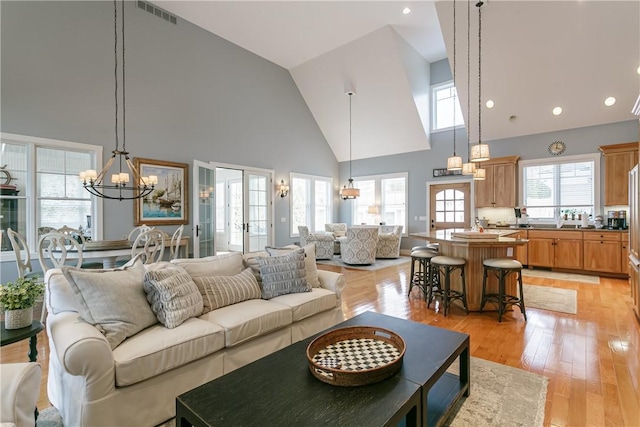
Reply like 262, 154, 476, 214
134, 158, 189, 226
433, 168, 462, 177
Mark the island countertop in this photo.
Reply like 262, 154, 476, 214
410, 228, 528, 246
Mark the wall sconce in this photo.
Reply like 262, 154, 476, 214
278, 180, 289, 198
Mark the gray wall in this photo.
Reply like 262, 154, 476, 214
339, 58, 639, 249
1, 1, 337, 281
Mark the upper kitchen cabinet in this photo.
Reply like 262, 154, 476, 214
599, 142, 638, 206
474, 156, 519, 208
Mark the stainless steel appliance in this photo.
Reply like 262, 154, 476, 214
607, 210, 627, 229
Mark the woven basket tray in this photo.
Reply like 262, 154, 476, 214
306, 326, 406, 387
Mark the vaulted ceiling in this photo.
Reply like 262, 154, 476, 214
157, 1, 640, 162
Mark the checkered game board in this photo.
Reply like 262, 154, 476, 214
312, 337, 401, 374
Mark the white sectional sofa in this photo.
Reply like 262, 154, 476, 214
44, 247, 346, 427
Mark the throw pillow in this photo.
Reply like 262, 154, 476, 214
258, 248, 310, 299
62, 259, 158, 350
265, 244, 320, 288
192, 268, 261, 314
143, 265, 204, 329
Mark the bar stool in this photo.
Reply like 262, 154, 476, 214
407, 249, 438, 300
429, 256, 468, 316
480, 258, 527, 322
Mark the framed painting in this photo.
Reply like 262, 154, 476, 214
134, 158, 189, 226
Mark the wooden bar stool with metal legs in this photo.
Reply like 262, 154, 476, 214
428, 256, 468, 316
480, 258, 527, 322
408, 249, 437, 300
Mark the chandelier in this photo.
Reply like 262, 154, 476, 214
80, 0, 156, 200
446, 0, 462, 171
340, 87, 360, 200
470, 1, 490, 166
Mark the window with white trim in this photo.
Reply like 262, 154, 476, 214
520, 154, 600, 221
290, 173, 332, 236
352, 173, 408, 234
431, 81, 464, 132
1, 133, 101, 258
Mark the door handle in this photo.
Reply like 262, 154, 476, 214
195, 225, 200, 237
431, 219, 435, 229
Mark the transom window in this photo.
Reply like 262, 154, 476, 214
431, 81, 464, 132
520, 154, 600, 221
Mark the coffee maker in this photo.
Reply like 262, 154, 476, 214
607, 210, 627, 229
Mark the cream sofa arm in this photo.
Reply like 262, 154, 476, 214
317, 270, 346, 302
47, 312, 115, 401
0, 362, 41, 427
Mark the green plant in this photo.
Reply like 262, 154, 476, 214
0, 277, 44, 310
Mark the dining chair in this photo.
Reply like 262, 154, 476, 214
131, 229, 165, 264
55, 225, 103, 269
7, 228, 39, 280
169, 225, 184, 260
37, 231, 85, 273
127, 224, 153, 243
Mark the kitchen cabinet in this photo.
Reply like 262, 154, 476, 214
474, 156, 519, 208
527, 230, 582, 269
511, 230, 527, 265
621, 232, 629, 274
583, 232, 621, 273
599, 142, 638, 206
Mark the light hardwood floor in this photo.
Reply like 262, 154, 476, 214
1, 262, 638, 427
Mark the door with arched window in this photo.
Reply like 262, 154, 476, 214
429, 182, 471, 230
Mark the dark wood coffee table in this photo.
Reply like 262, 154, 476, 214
176, 312, 469, 427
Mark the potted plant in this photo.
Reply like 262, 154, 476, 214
0, 277, 44, 329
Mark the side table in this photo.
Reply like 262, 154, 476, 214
1, 320, 45, 362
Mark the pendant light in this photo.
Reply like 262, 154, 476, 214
470, 1, 490, 164
340, 87, 360, 200
447, 0, 462, 171
80, 0, 156, 200
461, 0, 476, 176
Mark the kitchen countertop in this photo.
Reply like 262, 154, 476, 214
488, 225, 628, 232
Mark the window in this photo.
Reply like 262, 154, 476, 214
520, 154, 600, 221
352, 173, 408, 234
0, 133, 102, 260
431, 81, 464, 132
290, 173, 332, 236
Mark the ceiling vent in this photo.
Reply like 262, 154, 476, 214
137, 1, 177, 25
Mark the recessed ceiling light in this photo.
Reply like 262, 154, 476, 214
402, 7, 411, 15
552, 107, 563, 116
604, 97, 616, 107
485, 100, 495, 109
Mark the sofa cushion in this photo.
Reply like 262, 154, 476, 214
192, 268, 261, 314
265, 244, 320, 288
171, 252, 244, 278
200, 299, 292, 347
143, 265, 204, 329
257, 249, 310, 299
61, 259, 158, 350
112, 317, 225, 386
269, 288, 338, 322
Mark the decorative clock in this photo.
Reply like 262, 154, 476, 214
548, 141, 566, 156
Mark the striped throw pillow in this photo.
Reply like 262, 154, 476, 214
257, 248, 310, 299
193, 268, 261, 313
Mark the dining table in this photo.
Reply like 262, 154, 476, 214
410, 228, 528, 311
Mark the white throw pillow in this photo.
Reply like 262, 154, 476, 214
62, 259, 158, 350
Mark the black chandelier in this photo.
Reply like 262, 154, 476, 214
80, 0, 156, 200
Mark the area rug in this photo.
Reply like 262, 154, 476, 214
521, 268, 599, 284
522, 283, 578, 314
315, 255, 411, 271
38, 357, 547, 427
445, 357, 548, 427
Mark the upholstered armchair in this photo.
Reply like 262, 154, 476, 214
325, 223, 347, 254
298, 226, 334, 260
376, 225, 403, 258
0, 362, 42, 427
340, 227, 379, 265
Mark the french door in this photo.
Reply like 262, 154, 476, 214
193, 162, 273, 256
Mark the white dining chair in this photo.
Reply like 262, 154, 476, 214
127, 224, 153, 243
7, 228, 39, 280
131, 229, 165, 264
55, 225, 103, 269
37, 231, 84, 273
169, 225, 184, 260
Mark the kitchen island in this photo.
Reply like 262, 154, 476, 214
410, 229, 528, 311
